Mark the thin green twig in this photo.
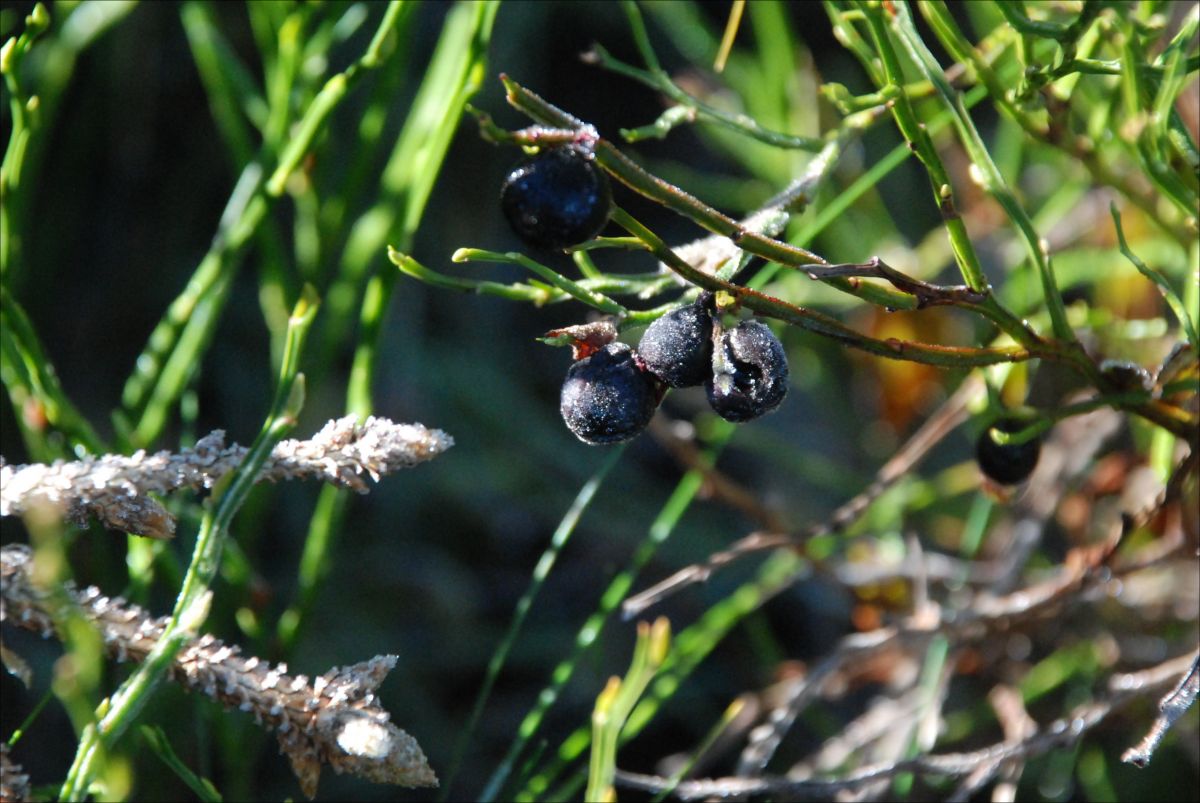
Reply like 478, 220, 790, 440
453, 248, 629, 317
882, 2, 1074, 342
1110, 204, 1199, 352
857, 2, 988, 295
58, 288, 319, 801
588, 9, 823, 151
0, 289, 106, 458
116, 1, 409, 451
276, 0, 499, 653
484, 433, 732, 802
441, 447, 625, 801
993, 0, 1098, 43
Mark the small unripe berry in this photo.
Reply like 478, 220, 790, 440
501, 144, 612, 250
560, 343, 660, 444
706, 319, 788, 422
637, 298, 713, 388
975, 417, 1041, 485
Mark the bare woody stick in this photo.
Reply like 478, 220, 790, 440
1122, 651, 1200, 768
1, 543, 436, 798
1, 415, 453, 538
614, 650, 1198, 801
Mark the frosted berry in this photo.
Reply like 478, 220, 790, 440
560, 343, 660, 444
975, 417, 1041, 485
706, 319, 788, 422
501, 144, 612, 250
637, 297, 714, 388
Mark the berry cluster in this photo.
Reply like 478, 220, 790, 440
497, 145, 789, 445
558, 297, 789, 445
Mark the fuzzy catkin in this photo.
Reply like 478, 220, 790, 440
0, 543, 436, 797
0, 743, 31, 803
0, 415, 453, 537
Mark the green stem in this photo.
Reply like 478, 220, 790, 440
0, 289, 106, 457
993, 0, 1098, 42
860, 3, 989, 294
453, 248, 629, 316
612, 207, 1032, 368
262, 2, 402, 195
59, 289, 318, 801
117, 2, 408, 450
490, 458, 717, 802
1111, 204, 1199, 352
903, 2, 1075, 343
442, 447, 624, 801
589, 26, 823, 150
276, 0, 499, 655
0, 4, 50, 279
390, 247, 553, 302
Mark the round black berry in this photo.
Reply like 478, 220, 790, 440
1099, 359, 1151, 391
637, 298, 714, 388
975, 417, 1041, 485
706, 319, 788, 422
501, 144, 612, 250
560, 343, 660, 444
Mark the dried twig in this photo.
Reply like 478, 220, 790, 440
1122, 650, 1200, 768
0, 416, 453, 538
0, 543, 436, 798
795, 256, 990, 309
959, 686, 1038, 803
987, 403, 1123, 593
615, 652, 1197, 800
622, 375, 980, 618
733, 449, 1196, 779
647, 417, 790, 533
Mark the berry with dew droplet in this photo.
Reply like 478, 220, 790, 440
975, 416, 1041, 485
706, 319, 788, 422
501, 144, 612, 250
560, 343, 660, 444
637, 296, 714, 388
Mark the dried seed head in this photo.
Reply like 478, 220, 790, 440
637, 297, 714, 388
560, 343, 660, 444
501, 144, 612, 249
706, 319, 788, 422
542, 320, 619, 360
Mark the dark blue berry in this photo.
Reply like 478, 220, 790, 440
501, 144, 612, 250
706, 319, 788, 422
637, 297, 713, 388
975, 417, 1041, 485
560, 343, 660, 444
1099, 359, 1151, 391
